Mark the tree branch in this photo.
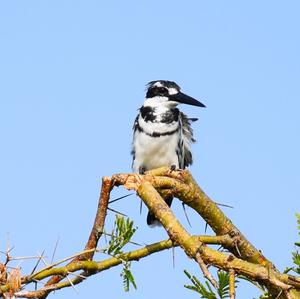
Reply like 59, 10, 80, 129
1, 168, 300, 299
112, 168, 300, 299
0, 236, 218, 298
40, 176, 113, 298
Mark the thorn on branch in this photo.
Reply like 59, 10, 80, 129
172, 247, 175, 269
205, 222, 208, 234
214, 201, 234, 209
30, 251, 45, 275
139, 200, 143, 214
51, 238, 60, 264
66, 275, 79, 294
109, 193, 133, 204
276, 290, 283, 299
107, 207, 128, 217
234, 241, 241, 258
182, 203, 192, 227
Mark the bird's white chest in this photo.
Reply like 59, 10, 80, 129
132, 130, 179, 172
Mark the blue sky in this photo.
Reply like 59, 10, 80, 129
0, 1, 299, 298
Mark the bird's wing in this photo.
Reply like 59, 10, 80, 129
131, 114, 139, 158
178, 112, 197, 169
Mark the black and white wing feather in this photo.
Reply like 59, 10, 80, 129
178, 112, 197, 169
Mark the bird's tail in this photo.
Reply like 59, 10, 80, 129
146, 195, 173, 226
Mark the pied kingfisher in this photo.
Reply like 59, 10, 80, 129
131, 80, 205, 226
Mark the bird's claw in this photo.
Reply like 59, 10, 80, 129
170, 164, 177, 171
138, 166, 146, 175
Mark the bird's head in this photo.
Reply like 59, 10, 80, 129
144, 80, 205, 108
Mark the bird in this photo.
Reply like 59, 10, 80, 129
131, 80, 205, 226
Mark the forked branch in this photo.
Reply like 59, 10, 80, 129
1, 168, 299, 299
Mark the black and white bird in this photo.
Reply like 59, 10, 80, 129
131, 80, 205, 226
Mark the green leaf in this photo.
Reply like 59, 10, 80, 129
184, 270, 241, 299
217, 271, 230, 299
106, 216, 138, 292
121, 262, 137, 292
292, 251, 300, 274
283, 267, 293, 274
107, 215, 137, 256
184, 270, 217, 299
289, 214, 300, 275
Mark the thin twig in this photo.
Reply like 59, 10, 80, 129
229, 269, 236, 299
2, 236, 300, 298
7, 256, 45, 261
26, 248, 97, 280
82, 177, 113, 258
195, 252, 218, 289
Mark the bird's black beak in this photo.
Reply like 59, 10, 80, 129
169, 92, 206, 107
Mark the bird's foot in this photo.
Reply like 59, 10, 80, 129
166, 165, 186, 181
170, 164, 177, 171
168, 164, 182, 174
138, 166, 146, 175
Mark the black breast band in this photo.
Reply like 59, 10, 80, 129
136, 122, 179, 138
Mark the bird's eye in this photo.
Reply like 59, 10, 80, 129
146, 86, 169, 98
157, 87, 168, 95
